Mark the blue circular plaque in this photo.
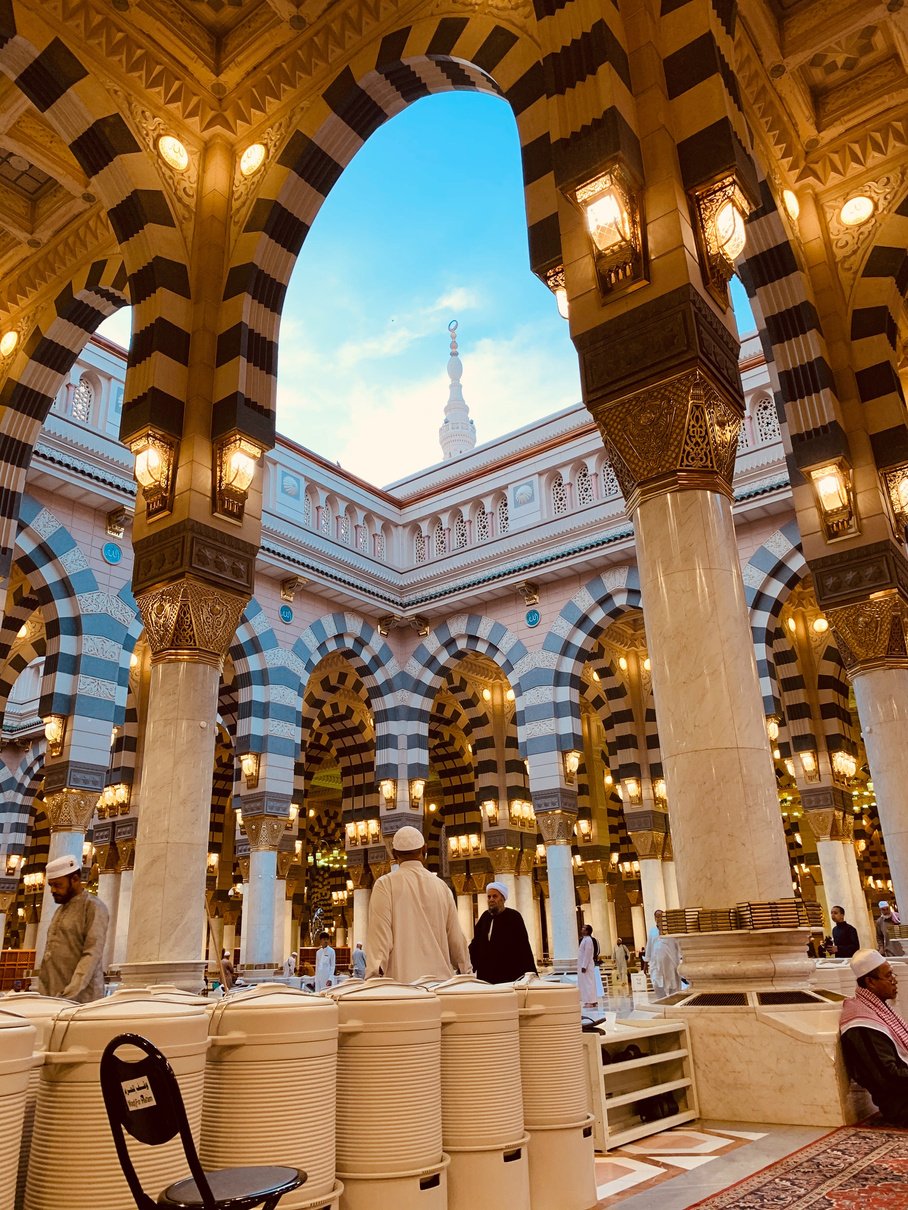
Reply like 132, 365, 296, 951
525, 608, 541, 628
279, 604, 294, 624
102, 542, 122, 565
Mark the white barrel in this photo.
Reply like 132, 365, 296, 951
24, 990, 209, 1210
514, 978, 588, 1126
524, 1118, 597, 1210
328, 979, 442, 1177
0, 1011, 37, 1210
433, 976, 523, 1148
0, 993, 72, 1210
201, 984, 338, 1204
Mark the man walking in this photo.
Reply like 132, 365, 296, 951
876, 901, 898, 956
366, 825, 471, 983
352, 942, 367, 978
37, 854, 108, 1003
612, 937, 630, 990
469, 881, 537, 983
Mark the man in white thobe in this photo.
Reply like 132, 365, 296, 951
314, 933, 335, 991
366, 825, 471, 983
578, 926, 598, 1007
646, 914, 682, 999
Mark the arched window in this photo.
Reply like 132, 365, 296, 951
600, 461, 620, 498
754, 396, 781, 443
496, 496, 509, 535
737, 420, 750, 451
303, 492, 312, 527
357, 521, 368, 552
552, 474, 568, 516
576, 465, 594, 506
415, 531, 427, 563
339, 510, 352, 544
320, 502, 331, 536
375, 529, 386, 561
476, 508, 490, 542
453, 511, 468, 549
72, 375, 94, 422
433, 520, 447, 557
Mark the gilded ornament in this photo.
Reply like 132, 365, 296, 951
136, 578, 248, 667
42, 788, 99, 832
628, 829, 666, 860
536, 809, 576, 845
828, 595, 908, 671
488, 847, 519, 875
243, 815, 287, 851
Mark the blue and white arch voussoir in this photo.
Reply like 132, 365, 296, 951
744, 522, 807, 716
229, 599, 288, 756
529, 567, 643, 758
292, 612, 400, 774
404, 615, 530, 778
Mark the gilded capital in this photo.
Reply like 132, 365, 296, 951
488, 847, 520, 875
537, 809, 576, 845
591, 369, 741, 513
136, 577, 248, 668
43, 787, 98, 832
801, 807, 842, 843
243, 815, 288, 852
450, 872, 468, 895
629, 829, 667, 860
828, 595, 908, 672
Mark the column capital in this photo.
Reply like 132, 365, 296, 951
135, 576, 248, 671
243, 815, 286, 852
628, 829, 667, 860
537, 809, 577, 845
590, 368, 741, 513
827, 594, 908, 673
43, 787, 98, 832
487, 847, 520, 875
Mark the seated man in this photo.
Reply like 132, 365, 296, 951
840, 949, 908, 1126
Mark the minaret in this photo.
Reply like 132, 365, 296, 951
438, 319, 476, 460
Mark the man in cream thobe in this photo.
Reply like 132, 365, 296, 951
366, 825, 471, 983
37, 853, 108, 1003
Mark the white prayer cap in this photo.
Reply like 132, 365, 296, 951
487, 881, 508, 900
879, 900, 890, 908
392, 825, 425, 851
851, 949, 886, 979
45, 854, 79, 879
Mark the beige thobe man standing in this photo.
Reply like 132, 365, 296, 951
366, 825, 471, 983
37, 853, 109, 1002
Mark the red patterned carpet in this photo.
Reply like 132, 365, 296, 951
688, 1126, 908, 1209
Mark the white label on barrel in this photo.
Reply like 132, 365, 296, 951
122, 1076, 156, 1111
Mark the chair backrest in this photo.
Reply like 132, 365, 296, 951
100, 1033, 216, 1210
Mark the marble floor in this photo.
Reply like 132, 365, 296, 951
593, 1120, 830, 1208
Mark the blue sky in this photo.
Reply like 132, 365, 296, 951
100, 91, 756, 485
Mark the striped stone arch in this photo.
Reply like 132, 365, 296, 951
743, 521, 807, 716
0, 621, 44, 730
405, 614, 530, 778
105, 584, 144, 787
848, 186, 908, 447
208, 728, 235, 856
0, 256, 128, 581
218, 12, 557, 443
0, 739, 45, 856
772, 626, 815, 753
437, 672, 495, 802
292, 612, 400, 777
583, 659, 640, 781
428, 697, 477, 831
0, 8, 194, 461
816, 643, 857, 757
229, 600, 292, 757
308, 696, 377, 816
740, 174, 845, 449
529, 567, 643, 757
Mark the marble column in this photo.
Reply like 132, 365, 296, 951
113, 869, 133, 966
607, 899, 618, 949
457, 893, 474, 940
543, 895, 554, 961
663, 860, 680, 910
97, 871, 120, 968
352, 886, 371, 948
35, 791, 96, 961
588, 880, 613, 952
271, 878, 287, 964
630, 904, 646, 953
222, 919, 237, 961
851, 667, 908, 915
243, 810, 287, 966
537, 810, 579, 971
637, 858, 666, 935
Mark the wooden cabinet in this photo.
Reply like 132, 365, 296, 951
582, 1018, 698, 1151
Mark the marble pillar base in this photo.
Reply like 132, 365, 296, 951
677, 928, 815, 990
118, 959, 207, 992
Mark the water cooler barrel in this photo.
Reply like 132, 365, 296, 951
328, 979, 448, 1210
432, 976, 530, 1210
515, 978, 597, 1210
0, 1011, 37, 1210
0, 993, 72, 1210
24, 991, 209, 1210
201, 984, 341, 1210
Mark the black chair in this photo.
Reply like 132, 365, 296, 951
100, 1033, 307, 1209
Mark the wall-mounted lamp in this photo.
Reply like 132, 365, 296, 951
544, 266, 569, 320
5, 852, 23, 875
808, 459, 859, 541
482, 799, 499, 827
43, 714, 67, 758
536, 843, 546, 860
214, 432, 264, 521
207, 852, 219, 873
409, 778, 425, 808
129, 429, 177, 519
240, 143, 266, 177
652, 777, 667, 805
0, 328, 19, 358
570, 163, 645, 295
766, 716, 780, 742
239, 751, 260, 788
563, 750, 581, 784
622, 777, 642, 805
798, 750, 820, 783
882, 465, 908, 540
577, 817, 592, 840
379, 779, 396, 807
831, 750, 857, 786
691, 176, 752, 307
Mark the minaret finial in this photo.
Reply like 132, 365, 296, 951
438, 319, 476, 460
